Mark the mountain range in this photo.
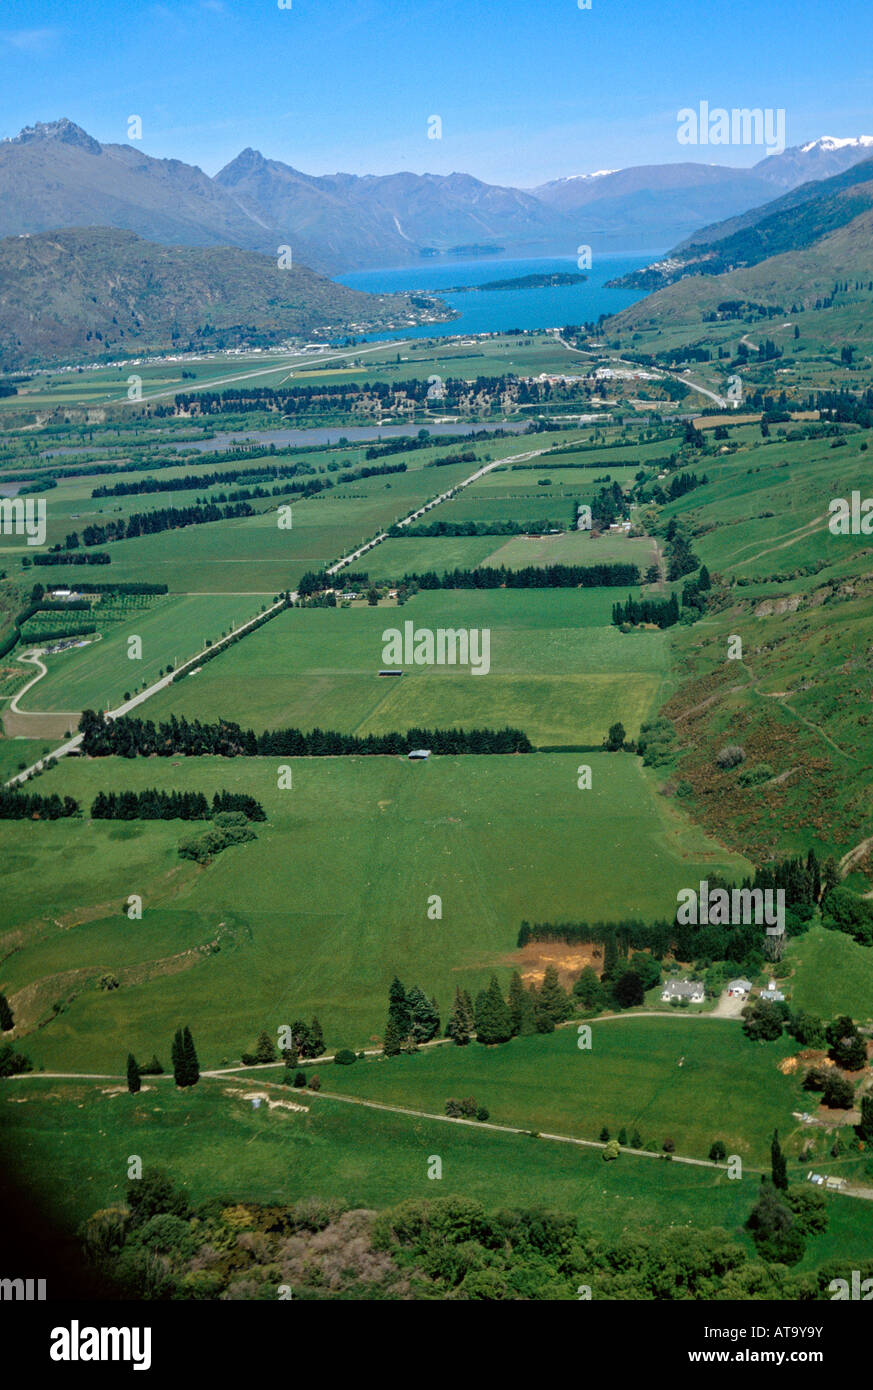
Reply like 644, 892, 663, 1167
4, 120, 873, 273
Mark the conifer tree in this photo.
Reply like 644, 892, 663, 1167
447, 987, 473, 1045
171, 1028, 185, 1086
387, 977, 411, 1033
127, 1053, 141, 1094
519, 985, 539, 1036
181, 1026, 199, 1087
507, 971, 526, 1035
539, 964, 572, 1023
254, 1030, 276, 1064
383, 977, 412, 1055
0, 993, 13, 1032
407, 987, 440, 1043
309, 1017, 325, 1057
474, 976, 513, 1045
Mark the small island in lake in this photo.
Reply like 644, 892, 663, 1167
445, 271, 589, 293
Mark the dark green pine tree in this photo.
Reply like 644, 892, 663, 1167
631, 1128, 643, 1149
474, 976, 513, 1045
383, 977, 411, 1055
618, 1127, 628, 1146
387, 977, 411, 1033
254, 1030, 276, 1064
539, 964, 572, 1023
181, 1026, 199, 1087
602, 934, 619, 981
309, 1017, 325, 1057
407, 986, 440, 1043
127, 1053, 141, 1095
771, 1129, 788, 1190
171, 1028, 185, 1087
859, 1094, 873, 1144
518, 985, 539, 1036
0, 993, 13, 1032
447, 987, 473, 1046
507, 971, 526, 1036
696, 563, 711, 592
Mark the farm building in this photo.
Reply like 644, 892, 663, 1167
760, 981, 785, 1002
408, 749, 431, 761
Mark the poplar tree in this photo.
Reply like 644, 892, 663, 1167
771, 1129, 788, 1190
127, 1053, 141, 1095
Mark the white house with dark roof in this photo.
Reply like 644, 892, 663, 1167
728, 978, 753, 996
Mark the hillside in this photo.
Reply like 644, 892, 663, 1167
608, 202, 873, 332
0, 227, 450, 370
610, 157, 873, 293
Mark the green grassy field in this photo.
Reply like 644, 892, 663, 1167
293, 1021, 804, 1163
0, 752, 749, 1070
788, 925, 873, 1023
3, 1076, 871, 1275
17, 595, 265, 713
483, 531, 658, 571
141, 589, 667, 744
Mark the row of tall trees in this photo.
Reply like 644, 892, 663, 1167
0, 790, 80, 820
90, 790, 265, 821
63, 500, 255, 551
80, 710, 532, 758
611, 593, 681, 628
445, 966, 574, 1047
402, 562, 641, 591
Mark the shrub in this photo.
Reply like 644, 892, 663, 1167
738, 763, 773, 787
333, 1049, 357, 1066
716, 744, 745, 769
307, 1074, 321, 1091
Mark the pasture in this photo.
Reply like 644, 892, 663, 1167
0, 752, 748, 1070
143, 589, 667, 744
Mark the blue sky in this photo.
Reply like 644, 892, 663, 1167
1, 0, 871, 185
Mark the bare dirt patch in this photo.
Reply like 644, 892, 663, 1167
501, 940, 602, 987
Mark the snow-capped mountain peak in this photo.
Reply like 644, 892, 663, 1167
800, 135, 873, 153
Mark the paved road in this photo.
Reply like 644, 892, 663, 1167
326, 438, 586, 578
4, 595, 289, 787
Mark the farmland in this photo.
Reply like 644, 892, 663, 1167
2, 325, 873, 1302
0, 751, 748, 1071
